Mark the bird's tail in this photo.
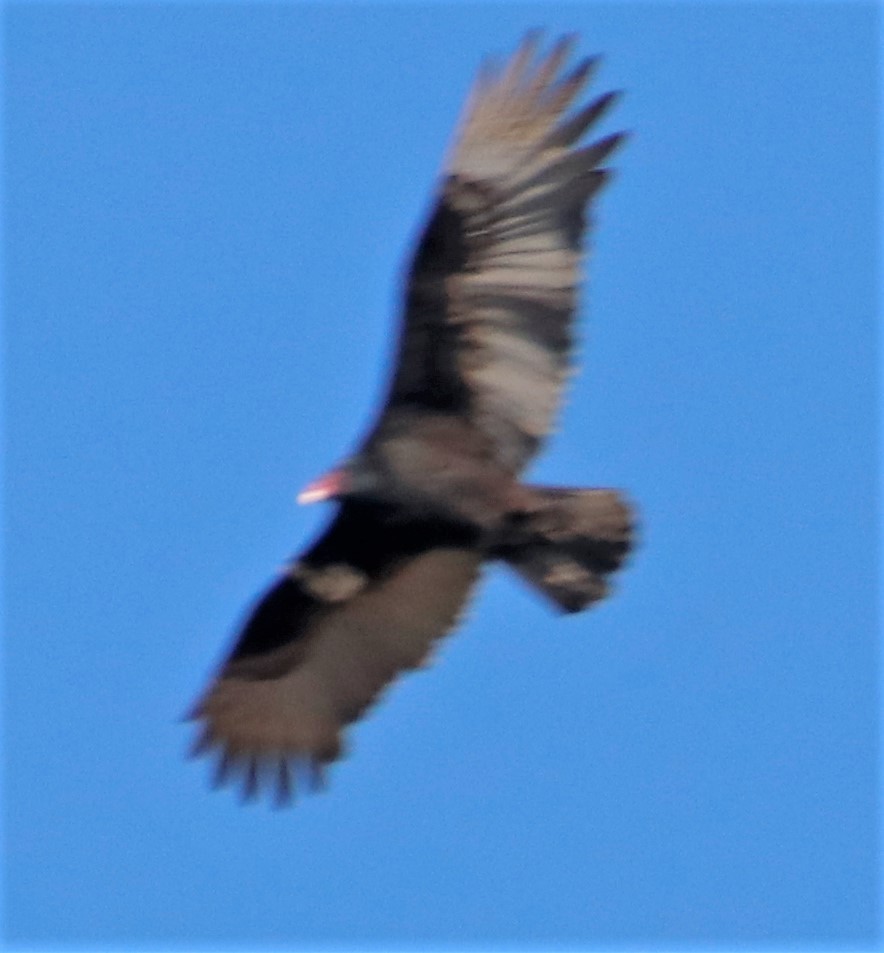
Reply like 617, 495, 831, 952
499, 487, 634, 613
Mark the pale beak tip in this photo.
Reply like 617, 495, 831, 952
296, 487, 327, 505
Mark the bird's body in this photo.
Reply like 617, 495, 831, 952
191, 33, 635, 803
353, 410, 517, 531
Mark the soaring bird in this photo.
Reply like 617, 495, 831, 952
190, 33, 634, 803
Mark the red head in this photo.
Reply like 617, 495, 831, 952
296, 467, 347, 505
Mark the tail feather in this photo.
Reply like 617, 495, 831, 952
500, 487, 634, 613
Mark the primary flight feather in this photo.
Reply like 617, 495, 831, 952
190, 33, 634, 804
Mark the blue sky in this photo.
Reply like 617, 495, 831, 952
4, 3, 879, 949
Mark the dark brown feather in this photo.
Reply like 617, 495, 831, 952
498, 487, 634, 612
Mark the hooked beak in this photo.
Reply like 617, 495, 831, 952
297, 468, 345, 505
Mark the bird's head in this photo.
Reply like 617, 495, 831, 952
296, 455, 381, 505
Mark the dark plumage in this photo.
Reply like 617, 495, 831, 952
190, 33, 635, 804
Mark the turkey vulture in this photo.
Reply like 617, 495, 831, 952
190, 32, 634, 803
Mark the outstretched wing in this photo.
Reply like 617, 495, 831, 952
385, 33, 625, 472
190, 505, 481, 803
